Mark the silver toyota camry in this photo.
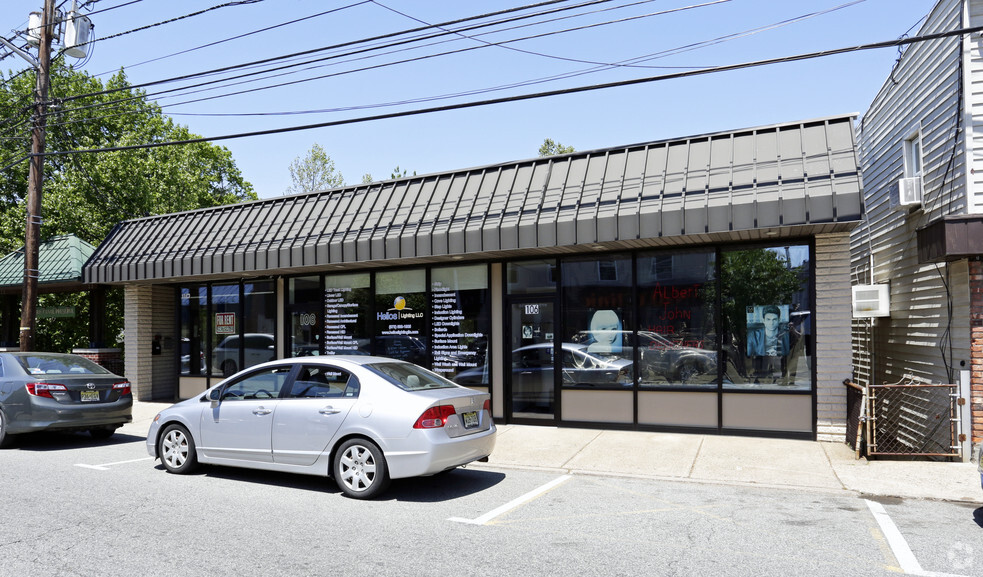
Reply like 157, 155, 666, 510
147, 356, 495, 499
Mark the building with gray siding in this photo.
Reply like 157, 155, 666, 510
85, 114, 863, 440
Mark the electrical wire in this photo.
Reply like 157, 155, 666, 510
27, 24, 983, 161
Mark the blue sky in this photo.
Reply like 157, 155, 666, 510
2, 0, 938, 199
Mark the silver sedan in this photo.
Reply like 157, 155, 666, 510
147, 356, 496, 499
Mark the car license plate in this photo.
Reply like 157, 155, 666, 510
80, 390, 100, 402
462, 411, 479, 429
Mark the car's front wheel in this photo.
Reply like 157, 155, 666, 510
333, 438, 389, 499
158, 424, 198, 474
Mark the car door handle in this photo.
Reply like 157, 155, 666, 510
319, 406, 342, 415
253, 407, 273, 415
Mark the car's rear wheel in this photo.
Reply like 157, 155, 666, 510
158, 424, 198, 474
89, 426, 118, 440
0, 408, 15, 449
333, 438, 389, 499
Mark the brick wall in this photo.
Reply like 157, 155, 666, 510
971, 259, 983, 444
124, 285, 154, 401
815, 232, 854, 442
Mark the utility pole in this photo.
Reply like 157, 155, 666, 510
19, 0, 56, 352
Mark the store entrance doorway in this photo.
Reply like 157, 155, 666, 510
508, 300, 556, 421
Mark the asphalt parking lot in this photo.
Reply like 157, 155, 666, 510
3, 420, 982, 577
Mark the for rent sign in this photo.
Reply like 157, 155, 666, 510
215, 312, 236, 334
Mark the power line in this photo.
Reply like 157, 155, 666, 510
31, 25, 983, 161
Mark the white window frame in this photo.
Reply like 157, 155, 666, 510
903, 127, 923, 179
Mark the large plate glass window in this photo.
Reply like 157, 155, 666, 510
637, 251, 718, 388
374, 269, 427, 364
242, 281, 276, 372
211, 283, 240, 377
323, 273, 372, 356
289, 276, 322, 357
179, 286, 207, 376
720, 245, 812, 391
561, 254, 634, 387
431, 265, 491, 386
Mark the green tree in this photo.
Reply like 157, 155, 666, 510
538, 138, 575, 157
0, 62, 257, 350
360, 166, 416, 184
286, 143, 344, 193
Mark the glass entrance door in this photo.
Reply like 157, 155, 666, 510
509, 301, 555, 420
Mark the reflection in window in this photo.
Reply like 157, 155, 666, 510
243, 281, 276, 372
289, 276, 321, 358
637, 251, 717, 388
561, 255, 634, 387
720, 245, 811, 391
218, 367, 290, 400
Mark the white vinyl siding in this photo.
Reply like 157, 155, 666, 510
852, 0, 976, 387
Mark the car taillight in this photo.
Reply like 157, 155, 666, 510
483, 399, 491, 413
26, 382, 67, 398
414, 405, 457, 429
113, 381, 131, 395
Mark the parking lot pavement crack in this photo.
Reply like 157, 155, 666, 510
559, 430, 604, 470
687, 436, 705, 479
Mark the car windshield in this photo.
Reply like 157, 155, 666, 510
13, 354, 112, 376
366, 362, 457, 391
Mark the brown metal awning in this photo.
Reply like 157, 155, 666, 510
917, 215, 983, 263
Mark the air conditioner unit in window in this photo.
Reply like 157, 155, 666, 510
852, 284, 890, 318
889, 176, 922, 210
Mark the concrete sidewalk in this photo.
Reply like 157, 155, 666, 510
129, 401, 982, 504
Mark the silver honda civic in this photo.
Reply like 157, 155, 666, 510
147, 356, 495, 499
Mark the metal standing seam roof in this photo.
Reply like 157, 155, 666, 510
84, 114, 864, 285
0, 234, 98, 293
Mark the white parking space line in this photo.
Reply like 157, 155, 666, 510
449, 474, 572, 525
74, 457, 154, 471
864, 499, 971, 577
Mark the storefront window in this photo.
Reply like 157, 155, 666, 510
289, 276, 322, 357
242, 281, 276, 372
720, 245, 812, 391
561, 255, 634, 387
179, 286, 207, 376
637, 251, 718, 389
431, 265, 490, 386
211, 284, 240, 377
374, 269, 427, 364
507, 259, 556, 294
323, 273, 371, 356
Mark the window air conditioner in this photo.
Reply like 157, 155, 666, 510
889, 176, 922, 210
852, 284, 890, 318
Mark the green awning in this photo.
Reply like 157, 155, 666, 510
0, 234, 97, 293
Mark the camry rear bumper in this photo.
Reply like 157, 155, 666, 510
6, 397, 133, 434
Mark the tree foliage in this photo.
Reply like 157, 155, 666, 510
0, 62, 257, 351
538, 138, 575, 157
286, 143, 344, 193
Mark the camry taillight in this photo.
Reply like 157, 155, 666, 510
113, 381, 131, 395
414, 405, 456, 429
26, 382, 67, 398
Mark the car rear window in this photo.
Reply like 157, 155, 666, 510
365, 362, 456, 391
14, 354, 112, 376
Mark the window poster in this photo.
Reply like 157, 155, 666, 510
430, 265, 490, 384
374, 269, 428, 364
324, 273, 371, 355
